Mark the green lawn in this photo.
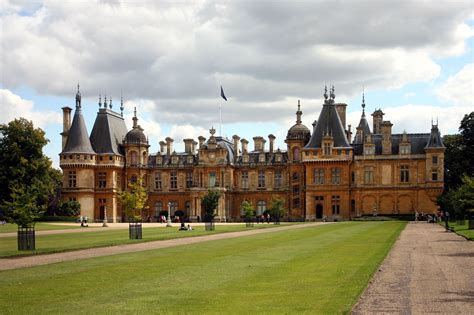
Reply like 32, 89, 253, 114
0, 223, 282, 257
0, 222, 86, 233
0, 221, 406, 314
447, 221, 474, 240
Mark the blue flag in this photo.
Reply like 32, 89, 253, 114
220, 86, 227, 101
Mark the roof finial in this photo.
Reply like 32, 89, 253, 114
132, 106, 138, 128
324, 85, 328, 100
75, 82, 81, 109
104, 93, 107, 106
98, 94, 102, 108
297, 99, 300, 111
330, 85, 335, 100
77, 82, 80, 92
296, 100, 302, 124
109, 96, 112, 109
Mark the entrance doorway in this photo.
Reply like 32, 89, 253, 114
99, 206, 105, 220
316, 204, 323, 219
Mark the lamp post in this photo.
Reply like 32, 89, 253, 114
166, 202, 172, 227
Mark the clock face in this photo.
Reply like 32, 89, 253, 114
209, 153, 215, 159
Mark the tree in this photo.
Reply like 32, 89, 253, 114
201, 189, 220, 222
451, 176, 474, 218
57, 200, 81, 217
241, 200, 254, 222
118, 178, 148, 222
269, 198, 286, 222
0, 118, 60, 228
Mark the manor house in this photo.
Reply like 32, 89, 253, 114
59, 86, 444, 222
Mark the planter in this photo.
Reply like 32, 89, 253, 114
18, 226, 35, 250
129, 222, 142, 239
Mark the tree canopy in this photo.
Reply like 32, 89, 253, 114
241, 200, 254, 220
118, 178, 148, 222
0, 118, 60, 227
201, 190, 220, 222
269, 198, 286, 221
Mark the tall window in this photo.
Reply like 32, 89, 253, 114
130, 151, 138, 165
293, 147, 300, 161
170, 171, 177, 189
274, 170, 282, 188
331, 168, 341, 185
185, 201, 191, 215
241, 171, 249, 189
331, 195, 340, 215
258, 170, 265, 188
351, 171, 355, 184
68, 171, 76, 188
186, 172, 193, 188
257, 200, 266, 215
364, 168, 374, 184
155, 172, 162, 190
432, 155, 438, 165
314, 169, 324, 184
323, 143, 331, 155
293, 185, 300, 193
292, 172, 299, 182
154, 201, 163, 216
400, 165, 409, 183
98, 172, 107, 188
432, 170, 438, 181
208, 171, 216, 187
293, 198, 300, 208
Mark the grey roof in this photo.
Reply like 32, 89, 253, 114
90, 109, 128, 155
425, 125, 445, 148
202, 136, 235, 162
353, 133, 433, 155
305, 100, 351, 148
125, 127, 147, 144
62, 108, 95, 154
235, 151, 288, 165
353, 113, 371, 144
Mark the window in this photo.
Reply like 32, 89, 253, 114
293, 147, 300, 161
168, 201, 178, 215
323, 143, 331, 155
351, 171, 355, 183
259, 153, 265, 163
130, 175, 138, 183
155, 172, 162, 190
400, 165, 409, 183
331, 168, 341, 185
170, 171, 177, 189
154, 202, 163, 216
293, 185, 299, 193
315, 196, 324, 201
257, 200, 266, 215
274, 170, 282, 188
208, 171, 216, 188
400, 145, 410, 154
331, 195, 340, 215
293, 198, 300, 208
292, 172, 299, 182
186, 172, 193, 188
432, 155, 438, 165
364, 168, 374, 184
98, 172, 107, 188
432, 170, 438, 181
68, 171, 76, 188
314, 169, 324, 184
130, 151, 138, 165
258, 170, 265, 188
241, 171, 249, 189
185, 201, 191, 214
364, 146, 375, 155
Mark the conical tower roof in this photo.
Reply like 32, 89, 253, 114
305, 86, 351, 148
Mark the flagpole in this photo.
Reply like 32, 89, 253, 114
219, 102, 222, 136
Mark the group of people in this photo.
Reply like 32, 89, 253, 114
414, 211, 441, 223
256, 213, 271, 224
79, 216, 89, 227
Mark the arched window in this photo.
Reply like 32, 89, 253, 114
154, 201, 163, 216
257, 200, 266, 215
142, 151, 147, 165
185, 201, 191, 216
130, 151, 138, 165
293, 147, 300, 161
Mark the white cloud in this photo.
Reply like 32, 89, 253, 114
1, 0, 471, 129
0, 89, 62, 129
436, 63, 474, 107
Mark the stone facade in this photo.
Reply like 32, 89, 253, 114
60, 86, 444, 222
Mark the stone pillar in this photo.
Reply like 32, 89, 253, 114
184, 138, 194, 153
198, 136, 206, 149
159, 141, 166, 154
232, 135, 240, 159
253, 136, 265, 152
61, 107, 72, 150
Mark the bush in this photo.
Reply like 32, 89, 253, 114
57, 200, 81, 217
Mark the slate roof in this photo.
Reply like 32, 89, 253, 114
89, 108, 128, 155
305, 99, 351, 148
425, 125, 445, 148
353, 112, 371, 144
235, 151, 288, 165
352, 133, 434, 155
62, 108, 95, 154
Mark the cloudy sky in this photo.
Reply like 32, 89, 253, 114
1, 0, 473, 168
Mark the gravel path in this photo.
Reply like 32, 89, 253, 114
352, 222, 474, 314
0, 222, 327, 271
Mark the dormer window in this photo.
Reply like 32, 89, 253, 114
400, 144, 411, 155
243, 154, 249, 163
187, 156, 193, 164
156, 156, 162, 165
259, 153, 265, 163
364, 146, 375, 155
323, 143, 331, 156
275, 154, 282, 162
171, 156, 178, 164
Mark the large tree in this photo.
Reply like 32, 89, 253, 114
201, 189, 220, 222
0, 118, 60, 227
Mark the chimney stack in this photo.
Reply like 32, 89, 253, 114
268, 134, 275, 153
165, 137, 174, 156
253, 136, 265, 152
184, 138, 194, 154
241, 138, 249, 153
335, 103, 347, 130
159, 141, 166, 154
381, 121, 393, 155
232, 135, 240, 158
61, 106, 72, 150
198, 136, 206, 149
